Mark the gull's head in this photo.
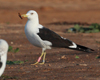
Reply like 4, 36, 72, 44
21, 10, 38, 20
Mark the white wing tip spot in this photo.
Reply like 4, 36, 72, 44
61, 37, 66, 40
69, 42, 77, 48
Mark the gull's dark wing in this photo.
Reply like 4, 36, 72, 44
37, 27, 73, 48
37, 27, 94, 52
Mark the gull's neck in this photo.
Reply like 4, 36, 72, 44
27, 15, 39, 28
29, 18, 39, 24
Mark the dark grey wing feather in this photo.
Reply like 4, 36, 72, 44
37, 27, 73, 48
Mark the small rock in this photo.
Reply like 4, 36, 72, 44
61, 55, 66, 59
11, 41, 13, 44
79, 64, 87, 66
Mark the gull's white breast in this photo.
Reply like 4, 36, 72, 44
25, 27, 44, 48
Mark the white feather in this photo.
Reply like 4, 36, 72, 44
69, 42, 77, 48
0, 39, 8, 76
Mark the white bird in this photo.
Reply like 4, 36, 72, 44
19, 10, 94, 65
0, 39, 8, 76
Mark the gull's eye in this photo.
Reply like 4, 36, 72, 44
31, 13, 34, 15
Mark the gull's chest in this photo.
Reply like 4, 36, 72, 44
24, 25, 44, 47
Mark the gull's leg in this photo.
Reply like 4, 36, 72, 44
39, 52, 46, 64
31, 51, 44, 65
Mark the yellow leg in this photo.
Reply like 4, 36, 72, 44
43, 52, 46, 63
39, 52, 46, 64
31, 51, 46, 65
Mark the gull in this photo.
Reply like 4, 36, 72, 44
19, 10, 94, 65
0, 39, 8, 76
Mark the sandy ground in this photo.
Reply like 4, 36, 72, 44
0, 0, 100, 80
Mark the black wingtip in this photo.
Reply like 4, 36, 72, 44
75, 44, 95, 53
86, 48, 95, 53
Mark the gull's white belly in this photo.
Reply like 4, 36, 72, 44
25, 31, 44, 48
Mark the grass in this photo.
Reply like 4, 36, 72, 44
14, 48, 20, 53
75, 55, 79, 59
67, 23, 100, 33
6, 22, 10, 24
8, 46, 19, 53
8, 46, 13, 52
0, 75, 19, 80
95, 56, 100, 59
7, 60, 24, 65
96, 41, 100, 44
